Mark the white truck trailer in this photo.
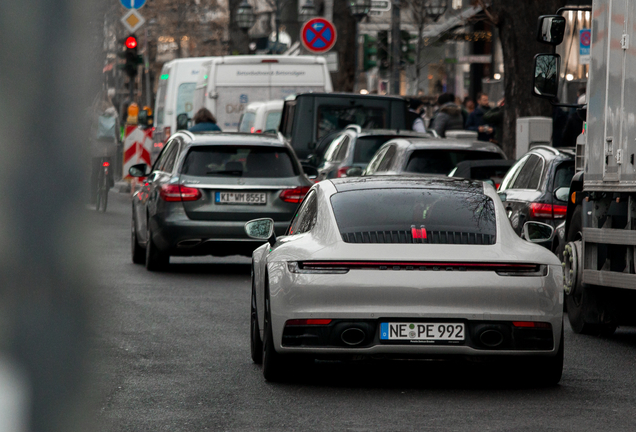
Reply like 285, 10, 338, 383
533, 1, 636, 335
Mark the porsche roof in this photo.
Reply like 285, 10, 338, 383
330, 176, 485, 193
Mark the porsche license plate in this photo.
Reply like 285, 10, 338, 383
215, 192, 267, 205
380, 322, 465, 341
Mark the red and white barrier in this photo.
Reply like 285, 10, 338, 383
123, 125, 153, 179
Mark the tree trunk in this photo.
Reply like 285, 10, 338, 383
489, 0, 566, 158
332, 0, 356, 92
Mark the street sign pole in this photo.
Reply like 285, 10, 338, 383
391, 0, 400, 94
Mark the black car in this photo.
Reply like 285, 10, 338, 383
278, 93, 410, 161
449, 159, 515, 189
129, 131, 313, 271
497, 146, 575, 252
361, 137, 506, 177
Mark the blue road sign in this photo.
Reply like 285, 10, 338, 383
580, 29, 591, 56
120, 0, 146, 10
301, 18, 337, 53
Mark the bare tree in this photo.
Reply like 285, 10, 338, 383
477, 0, 567, 158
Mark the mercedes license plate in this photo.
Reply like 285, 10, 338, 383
380, 322, 465, 342
215, 191, 267, 205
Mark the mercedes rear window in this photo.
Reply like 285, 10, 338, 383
406, 150, 503, 175
331, 188, 496, 244
181, 146, 297, 178
353, 136, 394, 164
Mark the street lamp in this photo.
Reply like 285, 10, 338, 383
349, 0, 371, 92
237, 0, 256, 31
299, 0, 317, 22
424, 0, 448, 22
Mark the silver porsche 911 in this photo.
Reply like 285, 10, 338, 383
245, 176, 564, 384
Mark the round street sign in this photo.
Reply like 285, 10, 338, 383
301, 18, 337, 54
120, 0, 146, 9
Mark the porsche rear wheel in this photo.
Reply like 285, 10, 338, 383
533, 326, 564, 386
250, 271, 263, 364
262, 287, 287, 381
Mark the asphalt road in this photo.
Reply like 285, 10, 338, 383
91, 192, 636, 431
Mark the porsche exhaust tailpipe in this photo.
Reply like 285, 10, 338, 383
341, 328, 366, 346
479, 329, 504, 347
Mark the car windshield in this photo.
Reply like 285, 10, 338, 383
406, 150, 503, 175
317, 106, 386, 139
181, 146, 297, 178
353, 136, 395, 164
330, 188, 496, 244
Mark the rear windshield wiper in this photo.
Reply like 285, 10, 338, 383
206, 170, 243, 176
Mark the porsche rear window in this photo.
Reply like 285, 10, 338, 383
330, 188, 496, 244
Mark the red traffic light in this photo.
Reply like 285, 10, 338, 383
125, 36, 137, 49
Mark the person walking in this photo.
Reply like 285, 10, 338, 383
431, 93, 464, 137
189, 108, 222, 132
465, 92, 493, 141
483, 98, 504, 146
407, 98, 426, 133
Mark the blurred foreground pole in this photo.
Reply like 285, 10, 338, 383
0, 0, 98, 431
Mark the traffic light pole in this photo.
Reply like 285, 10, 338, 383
353, 18, 360, 93
390, 0, 401, 94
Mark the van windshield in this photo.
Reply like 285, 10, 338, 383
317, 106, 386, 139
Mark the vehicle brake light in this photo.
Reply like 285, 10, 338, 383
261, 59, 279, 63
337, 166, 351, 178
256, 129, 262, 133
102, 161, 110, 167
250, 127, 255, 133
512, 321, 551, 329
285, 319, 332, 326
529, 203, 567, 219
160, 184, 202, 202
280, 186, 310, 203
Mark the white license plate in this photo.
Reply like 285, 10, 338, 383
380, 322, 465, 341
215, 192, 267, 205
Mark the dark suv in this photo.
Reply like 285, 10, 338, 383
497, 146, 575, 250
278, 93, 410, 161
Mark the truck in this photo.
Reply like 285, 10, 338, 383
193, 55, 333, 132
532, 1, 636, 335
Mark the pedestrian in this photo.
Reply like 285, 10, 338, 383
461, 97, 475, 126
431, 93, 464, 137
465, 92, 493, 141
189, 108, 222, 132
407, 98, 426, 133
483, 97, 504, 146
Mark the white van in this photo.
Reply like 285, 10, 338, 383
238, 100, 284, 134
193, 55, 332, 132
154, 57, 214, 146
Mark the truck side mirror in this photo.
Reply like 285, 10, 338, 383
532, 54, 560, 99
536, 15, 566, 45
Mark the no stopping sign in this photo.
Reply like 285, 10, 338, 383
301, 18, 337, 53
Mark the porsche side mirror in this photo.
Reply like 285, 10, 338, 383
523, 221, 555, 248
245, 218, 276, 246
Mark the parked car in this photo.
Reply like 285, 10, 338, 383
129, 131, 313, 271
449, 159, 515, 189
311, 127, 434, 181
238, 100, 284, 134
361, 137, 506, 177
497, 146, 575, 253
245, 176, 564, 384
278, 93, 410, 161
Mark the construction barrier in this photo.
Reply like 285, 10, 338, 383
122, 124, 153, 179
